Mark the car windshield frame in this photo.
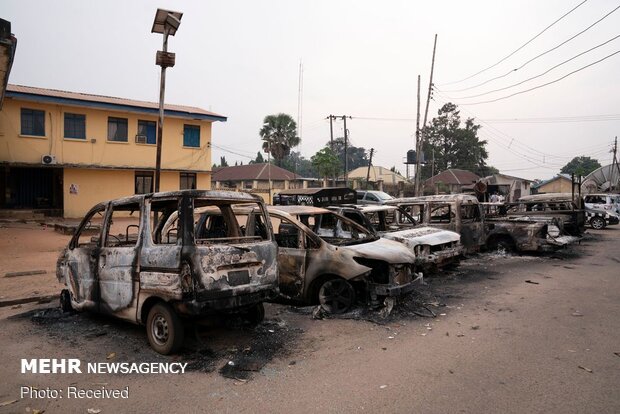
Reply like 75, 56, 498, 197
295, 210, 379, 246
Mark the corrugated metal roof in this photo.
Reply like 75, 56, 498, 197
212, 163, 300, 181
425, 169, 480, 185
5, 84, 226, 121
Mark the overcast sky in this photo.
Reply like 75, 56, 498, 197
4, 0, 619, 180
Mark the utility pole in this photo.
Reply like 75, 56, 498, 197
326, 115, 351, 187
328, 114, 335, 186
418, 34, 438, 194
366, 148, 374, 190
343, 115, 349, 188
612, 136, 619, 191
415, 74, 421, 196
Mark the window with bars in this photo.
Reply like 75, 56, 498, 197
108, 117, 128, 142
137, 120, 157, 144
21, 108, 45, 136
135, 171, 154, 194
64, 113, 86, 139
183, 125, 200, 148
180, 172, 197, 190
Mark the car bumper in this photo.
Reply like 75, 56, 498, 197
174, 285, 279, 315
416, 246, 462, 268
368, 272, 423, 297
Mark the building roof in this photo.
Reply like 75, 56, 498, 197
212, 163, 300, 182
482, 173, 535, 185
5, 84, 227, 122
346, 166, 408, 184
425, 169, 480, 186
531, 174, 572, 190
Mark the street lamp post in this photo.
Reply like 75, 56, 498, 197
151, 9, 183, 193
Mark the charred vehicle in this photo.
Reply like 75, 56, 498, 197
56, 190, 279, 355
482, 203, 580, 252
328, 204, 462, 270
515, 193, 587, 235
262, 206, 419, 313
386, 194, 486, 253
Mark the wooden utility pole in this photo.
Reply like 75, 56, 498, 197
415, 75, 421, 195
328, 114, 335, 186
366, 148, 374, 189
418, 34, 438, 195
612, 136, 620, 191
343, 115, 349, 187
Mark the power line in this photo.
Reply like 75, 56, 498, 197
451, 49, 620, 105
482, 113, 620, 124
440, 0, 589, 86
454, 34, 620, 99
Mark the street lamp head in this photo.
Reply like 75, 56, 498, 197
151, 9, 183, 35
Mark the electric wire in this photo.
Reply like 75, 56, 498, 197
454, 34, 620, 99
440, 0, 589, 86
447, 49, 620, 105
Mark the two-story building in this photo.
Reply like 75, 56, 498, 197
0, 84, 226, 217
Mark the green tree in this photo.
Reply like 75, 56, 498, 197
281, 151, 317, 177
560, 156, 601, 177
311, 147, 340, 180
249, 151, 265, 164
421, 103, 489, 179
328, 138, 369, 173
259, 113, 300, 167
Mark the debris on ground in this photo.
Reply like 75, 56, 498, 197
578, 365, 593, 373
4, 269, 46, 278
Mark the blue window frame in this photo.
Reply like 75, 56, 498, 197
108, 117, 128, 142
183, 125, 200, 148
21, 108, 45, 136
64, 113, 86, 139
138, 120, 157, 144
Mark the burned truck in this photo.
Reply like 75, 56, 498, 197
56, 190, 279, 355
387, 194, 578, 254
264, 206, 419, 313
328, 204, 462, 271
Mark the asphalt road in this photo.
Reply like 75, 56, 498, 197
0, 228, 618, 413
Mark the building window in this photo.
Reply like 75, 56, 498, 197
21, 108, 45, 136
108, 117, 128, 142
135, 171, 154, 194
64, 113, 86, 139
183, 125, 200, 148
137, 120, 157, 144
180, 172, 197, 190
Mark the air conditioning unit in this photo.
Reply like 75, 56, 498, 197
135, 134, 147, 144
41, 154, 57, 165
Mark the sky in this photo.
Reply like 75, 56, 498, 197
4, 0, 620, 180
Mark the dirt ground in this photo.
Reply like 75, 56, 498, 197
0, 224, 619, 413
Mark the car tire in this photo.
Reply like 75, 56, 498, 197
243, 302, 265, 326
146, 302, 184, 355
318, 278, 356, 314
60, 289, 72, 312
590, 216, 606, 230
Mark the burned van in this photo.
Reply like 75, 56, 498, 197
264, 206, 419, 313
56, 190, 279, 355
328, 204, 462, 270
387, 194, 485, 253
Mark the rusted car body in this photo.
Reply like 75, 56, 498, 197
515, 193, 587, 235
482, 203, 580, 252
386, 194, 485, 253
262, 206, 419, 312
328, 204, 462, 270
56, 190, 279, 354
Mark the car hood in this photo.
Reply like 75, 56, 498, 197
380, 226, 460, 247
344, 237, 416, 264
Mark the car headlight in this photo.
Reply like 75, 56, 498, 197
547, 224, 561, 238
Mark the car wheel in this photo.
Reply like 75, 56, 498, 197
318, 278, 355, 314
488, 237, 515, 253
60, 289, 72, 312
146, 302, 184, 355
242, 302, 265, 326
590, 216, 606, 230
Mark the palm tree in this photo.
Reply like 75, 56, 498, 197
259, 113, 300, 167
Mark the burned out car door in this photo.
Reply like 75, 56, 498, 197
270, 214, 309, 299
57, 204, 107, 311
97, 200, 143, 320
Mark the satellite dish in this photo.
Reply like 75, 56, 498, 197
474, 181, 487, 194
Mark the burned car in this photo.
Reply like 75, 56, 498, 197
515, 193, 586, 235
482, 203, 580, 252
328, 204, 462, 270
262, 206, 419, 313
386, 194, 486, 253
56, 190, 279, 355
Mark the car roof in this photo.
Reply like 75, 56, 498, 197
267, 205, 330, 215
387, 194, 479, 204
